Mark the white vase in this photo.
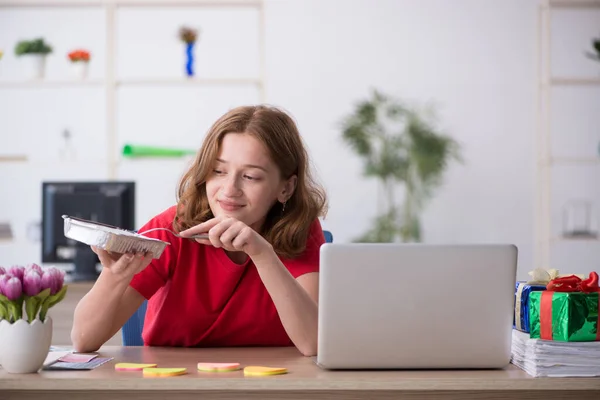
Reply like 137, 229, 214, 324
0, 317, 53, 373
70, 62, 89, 80
20, 54, 46, 80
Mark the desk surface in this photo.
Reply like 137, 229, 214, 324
1, 346, 600, 400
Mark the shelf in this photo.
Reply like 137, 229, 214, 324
0, 0, 261, 7
0, 78, 260, 88
116, 0, 261, 6
116, 77, 262, 87
550, 157, 600, 165
0, 155, 27, 162
549, 0, 600, 8
0, 79, 104, 88
538, 157, 600, 166
552, 236, 600, 242
549, 78, 600, 86
0, 0, 102, 6
0, 158, 112, 166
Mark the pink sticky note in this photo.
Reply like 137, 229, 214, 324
58, 353, 98, 363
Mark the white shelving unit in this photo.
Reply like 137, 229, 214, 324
536, 0, 600, 269
0, 79, 106, 88
0, 0, 266, 264
551, 77, 600, 85
0, 0, 266, 180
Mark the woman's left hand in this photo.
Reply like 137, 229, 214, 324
179, 217, 272, 258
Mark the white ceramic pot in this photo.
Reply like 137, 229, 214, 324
20, 54, 46, 80
0, 317, 52, 373
70, 61, 89, 80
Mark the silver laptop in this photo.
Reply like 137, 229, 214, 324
316, 243, 517, 370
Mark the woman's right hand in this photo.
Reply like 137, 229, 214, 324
91, 246, 153, 281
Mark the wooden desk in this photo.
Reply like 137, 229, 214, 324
1, 346, 599, 400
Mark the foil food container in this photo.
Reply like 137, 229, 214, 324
62, 215, 169, 259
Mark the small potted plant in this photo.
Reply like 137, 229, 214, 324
586, 35, 600, 63
179, 26, 200, 77
67, 49, 91, 79
0, 264, 68, 373
14, 38, 53, 79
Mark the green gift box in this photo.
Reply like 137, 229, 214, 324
529, 290, 600, 342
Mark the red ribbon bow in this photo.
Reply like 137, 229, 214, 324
546, 272, 600, 293
540, 271, 600, 341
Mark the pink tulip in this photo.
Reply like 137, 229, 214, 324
26, 263, 43, 274
23, 269, 42, 296
41, 267, 65, 295
0, 274, 10, 292
1, 276, 22, 301
7, 265, 25, 281
0, 266, 5, 275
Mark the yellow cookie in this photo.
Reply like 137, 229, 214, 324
115, 362, 157, 371
143, 367, 187, 377
243, 366, 288, 376
197, 362, 241, 372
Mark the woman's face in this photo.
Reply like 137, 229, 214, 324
205, 132, 296, 231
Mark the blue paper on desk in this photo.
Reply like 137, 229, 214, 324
44, 357, 113, 370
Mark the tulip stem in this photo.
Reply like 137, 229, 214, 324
0, 302, 8, 320
25, 297, 38, 323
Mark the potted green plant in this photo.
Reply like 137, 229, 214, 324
14, 38, 53, 79
586, 35, 600, 63
341, 89, 462, 243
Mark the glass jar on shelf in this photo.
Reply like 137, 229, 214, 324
561, 199, 598, 239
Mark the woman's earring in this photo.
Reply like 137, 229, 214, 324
282, 201, 287, 213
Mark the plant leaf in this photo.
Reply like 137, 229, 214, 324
8, 302, 20, 323
39, 297, 51, 322
25, 296, 38, 323
35, 288, 51, 302
0, 301, 8, 320
48, 285, 68, 308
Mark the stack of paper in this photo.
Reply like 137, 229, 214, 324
511, 330, 600, 377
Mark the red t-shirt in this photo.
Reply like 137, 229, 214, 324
129, 206, 325, 347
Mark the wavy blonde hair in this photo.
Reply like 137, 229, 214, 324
175, 105, 328, 259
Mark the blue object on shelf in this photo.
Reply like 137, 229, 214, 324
185, 42, 194, 77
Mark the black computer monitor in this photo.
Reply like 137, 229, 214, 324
42, 181, 135, 282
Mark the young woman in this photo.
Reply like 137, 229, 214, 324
71, 105, 328, 356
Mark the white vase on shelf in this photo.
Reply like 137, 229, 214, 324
0, 317, 53, 373
69, 61, 89, 80
20, 54, 47, 80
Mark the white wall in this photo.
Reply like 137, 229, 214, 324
265, 0, 540, 279
1, 0, 599, 282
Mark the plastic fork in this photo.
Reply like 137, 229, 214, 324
137, 227, 209, 240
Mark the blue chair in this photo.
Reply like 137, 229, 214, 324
122, 230, 333, 345
122, 298, 147, 346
